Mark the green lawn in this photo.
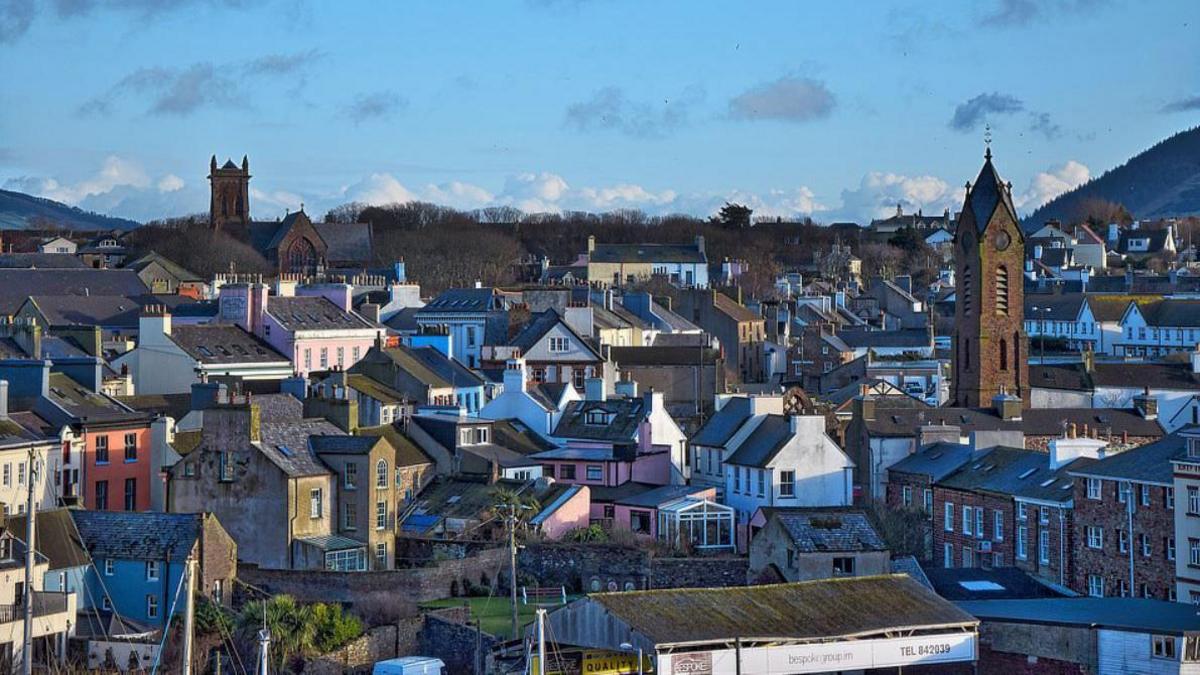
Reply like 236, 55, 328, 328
421, 595, 573, 640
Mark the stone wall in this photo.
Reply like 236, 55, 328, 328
518, 543, 749, 593
304, 625, 398, 675
419, 613, 496, 674
395, 535, 497, 567
238, 547, 505, 605
650, 557, 749, 589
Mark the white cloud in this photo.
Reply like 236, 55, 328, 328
157, 174, 184, 192
1014, 160, 1090, 212
826, 172, 959, 223
4, 155, 150, 204
342, 173, 418, 206
422, 181, 495, 210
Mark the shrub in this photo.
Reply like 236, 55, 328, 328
310, 603, 364, 653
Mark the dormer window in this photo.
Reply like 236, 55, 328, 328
549, 337, 570, 353
585, 410, 614, 426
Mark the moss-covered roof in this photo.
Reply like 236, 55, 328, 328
357, 423, 432, 467
591, 574, 977, 646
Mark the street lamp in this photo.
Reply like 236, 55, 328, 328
1030, 306, 1052, 364
619, 642, 644, 675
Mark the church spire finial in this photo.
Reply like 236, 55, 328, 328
984, 124, 993, 161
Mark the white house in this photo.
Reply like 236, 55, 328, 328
723, 414, 854, 550
1113, 299, 1200, 359
414, 287, 509, 368
1024, 294, 1100, 355
689, 395, 784, 498
38, 236, 77, 254
113, 306, 293, 395
479, 358, 580, 435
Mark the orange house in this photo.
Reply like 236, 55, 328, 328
83, 425, 154, 511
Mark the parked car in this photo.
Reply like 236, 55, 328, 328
373, 657, 446, 675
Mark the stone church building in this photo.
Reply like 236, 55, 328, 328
951, 148, 1029, 408
208, 155, 373, 275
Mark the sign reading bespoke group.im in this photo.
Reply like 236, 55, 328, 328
660, 632, 976, 674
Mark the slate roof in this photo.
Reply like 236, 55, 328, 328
887, 441, 975, 482
116, 393, 193, 421
383, 306, 420, 333
923, 566, 1064, 601
1023, 293, 1085, 321
491, 418, 556, 455
46, 373, 148, 425
609, 346, 721, 366
312, 222, 372, 263
1068, 429, 1191, 485
1138, 299, 1200, 328
1037, 247, 1070, 268
837, 328, 931, 349
588, 575, 976, 647
1011, 456, 1096, 503
509, 310, 602, 361
168, 325, 290, 364
552, 398, 645, 442
529, 383, 569, 411
1116, 229, 1172, 254
0, 253, 88, 269
255, 418, 343, 477
0, 269, 149, 315
71, 511, 202, 561
418, 288, 502, 313
937, 446, 1090, 504
265, 296, 375, 331
356, 423, 433, 467
959, 597, 1200, 635
690, 397, 753, 447
125, 251, 203, 282
712, 292, 760, 323
309, 434, 379, 455
1087, 294, 1159, 322
378, 345, 481, 390
770, 509, 887, 553
346, 373, 409, 404
1034, 361, 1200, 393
862, 405, 1162, 439
610, 484, 709, 508
589, 242, 706, 264
4, 509, 89, 570
964, 154, 1018, 233
404, 345, 484, 388
0, 410, 54, 447
295, 534, 365, 552
726, 414, 794, 468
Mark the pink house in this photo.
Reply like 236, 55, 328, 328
218, 282, 384, 376
587, 484, 718, 538
528, 484, 591, 540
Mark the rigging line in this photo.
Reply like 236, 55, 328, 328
60, 512, 140, 651
45, 511, 119, 648
211, 601, 249, 675
149, 561, 190, 675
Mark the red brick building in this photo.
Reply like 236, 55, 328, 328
886, 441, 975, 561
951, 148, 1029, 408
1069, 433, 1180, 600
932, 441, 1102, 579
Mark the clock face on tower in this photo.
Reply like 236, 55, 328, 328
993, 230, 1011, 251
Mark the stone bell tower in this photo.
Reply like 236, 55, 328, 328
208, 155, 251, 231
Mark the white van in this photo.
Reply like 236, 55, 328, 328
372, 656, 446, 675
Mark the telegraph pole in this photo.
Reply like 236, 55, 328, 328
182, 556, 196, 675
22, 448, 37, 675
508, 504, 519, 640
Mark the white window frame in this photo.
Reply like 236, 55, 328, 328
993, 511, 1003, 541
962, 506, 972, 535
1039, 530, 1050, 564
1016, 525, 1028, 560
944, 502, 954, 532
310, 489, 323, 519
1086, 477, 1102, 500
780, 471, 795, 498
1087, 526, 1103, 549
1088, 574, 1104, 598
146, 560, 160, 581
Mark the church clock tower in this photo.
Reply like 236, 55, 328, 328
952, 148, 1029, 408
208, 155, 251, 231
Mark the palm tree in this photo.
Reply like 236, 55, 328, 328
238, 595, 315, 672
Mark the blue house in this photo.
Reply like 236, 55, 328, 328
70, 510, 237, 628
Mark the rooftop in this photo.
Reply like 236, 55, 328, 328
265, 296, 375, 332
71, 510, 203, 561
958, 597, 1200, 636
168, 325, 290, 364
587, 574, 976, 647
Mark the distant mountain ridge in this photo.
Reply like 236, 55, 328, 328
1027, 126, 1200, 226
0, 189, 140, 231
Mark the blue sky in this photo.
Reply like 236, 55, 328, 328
1, 0, 1197, 223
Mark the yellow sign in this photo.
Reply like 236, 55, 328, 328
531, 649, 654, 674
